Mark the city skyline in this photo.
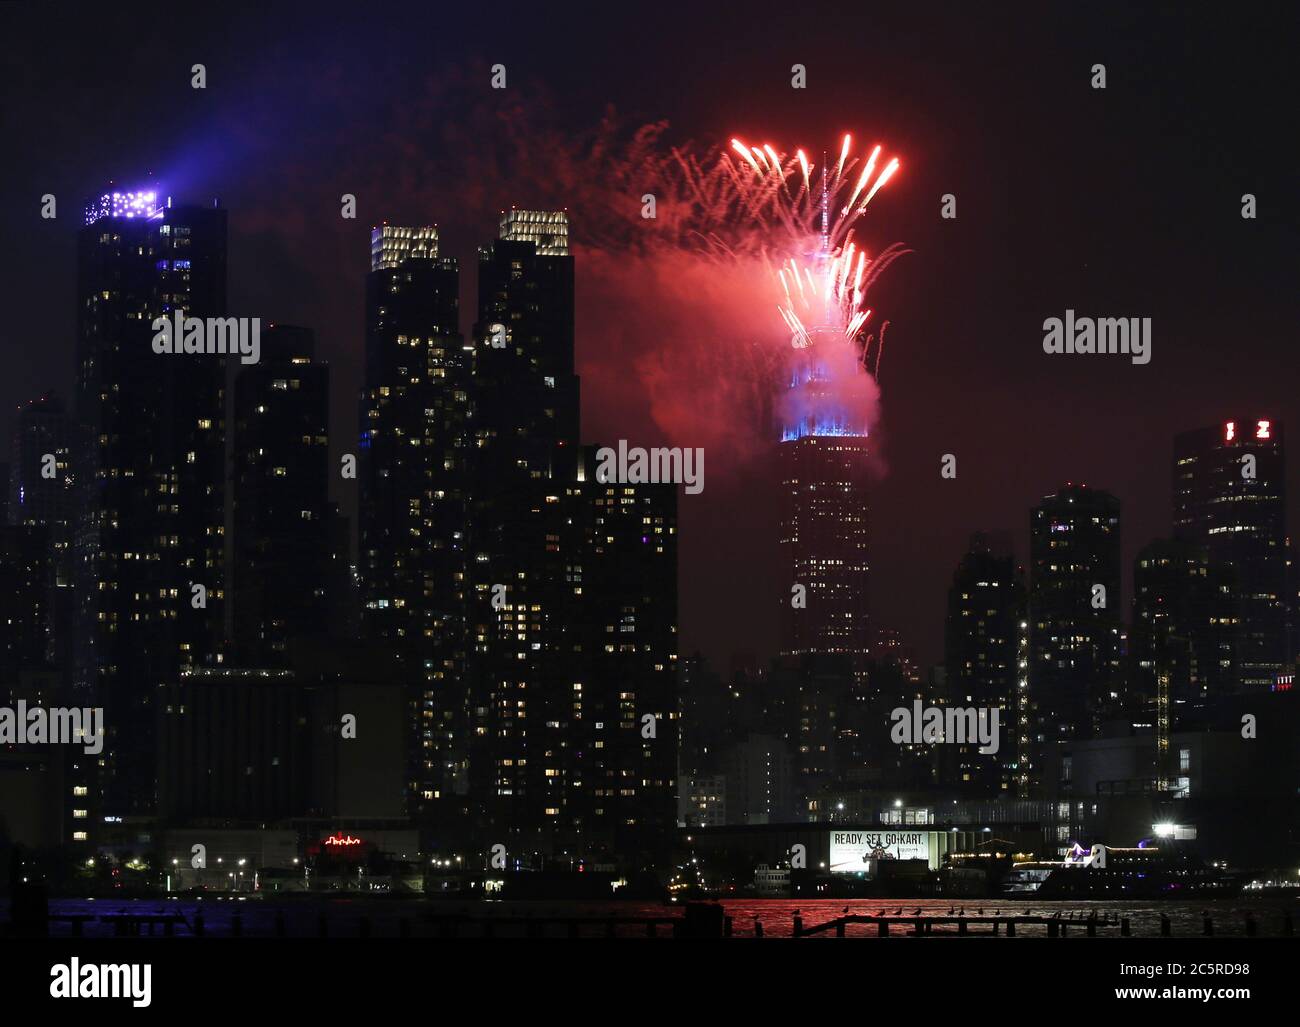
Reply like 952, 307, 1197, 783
3, 4, 1298, 673
6, 178, 1292, 836
3, 10, 1300, 993
10, 193, 1298, 678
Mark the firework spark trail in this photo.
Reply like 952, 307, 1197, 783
719, 134, 905, 366
444, 114, 909, 456
870, 321, 891, 381
574, 128, 909, 355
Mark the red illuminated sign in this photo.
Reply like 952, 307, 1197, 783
1226, 419, 1272, 442
323, 833, 363, 847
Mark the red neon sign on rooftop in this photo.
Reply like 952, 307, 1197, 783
323, 833, 363, 847
1225, 419, 1272, 442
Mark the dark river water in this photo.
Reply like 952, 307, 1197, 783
34, 895, 1299, 939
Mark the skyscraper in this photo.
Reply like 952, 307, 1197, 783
75, 189, 228, 815
1173, 419, 1286, 690
467, 214, 579, 836
232, 325, 331, 664
498, 208, 570, 255
777, 339, 872, 667
358, 224, 471, 828
561, 447, 677, 860
357, 212, 678, 863
1029, 484, 1122, 743
471, 217, 579, 469
944, 532, 1029, 795
464, 220, 581, 849
1129, 538, 1238, 715
465, 213, 676, 862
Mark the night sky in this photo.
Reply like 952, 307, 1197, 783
2, 2, 1298, 672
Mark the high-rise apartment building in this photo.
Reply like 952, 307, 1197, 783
232, 325, 331, 664
75, 189, 228, 815
1029, 484, 1122, 743
944, 532, 1029, 795
1130, 538, 1238, 715
464, 214, 676, 863
1173, 419, 1286, 689
358, 224, 472, 827
360, 213, 678, 862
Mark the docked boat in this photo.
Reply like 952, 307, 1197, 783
1000, 842, 1240, 899
1001, 862, 1056, 895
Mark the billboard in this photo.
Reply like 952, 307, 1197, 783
829, 830, 932, 873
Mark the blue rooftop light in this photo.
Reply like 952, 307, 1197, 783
84, 188, 163, 226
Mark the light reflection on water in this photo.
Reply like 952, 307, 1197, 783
36, 895, 1298, 939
